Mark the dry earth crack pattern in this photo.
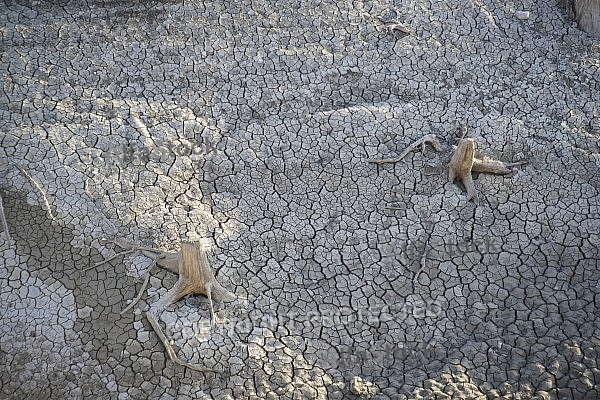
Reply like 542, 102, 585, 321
1, 0, 600, 399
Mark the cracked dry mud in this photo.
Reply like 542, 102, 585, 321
1, 0, 599, 399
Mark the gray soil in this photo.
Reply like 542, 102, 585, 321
1, 0, 599, 399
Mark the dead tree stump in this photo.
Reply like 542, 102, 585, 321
368, 134, 527, 204
448, 138, 478, 203
145, 241, 236, 372
104, 239, 236, 372
572, 0, 600, 36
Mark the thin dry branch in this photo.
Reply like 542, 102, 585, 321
367, 134, 445, 164
86, 238, 164, 271
89, 248, 137, 270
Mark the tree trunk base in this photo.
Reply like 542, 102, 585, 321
573, 0, 600, 36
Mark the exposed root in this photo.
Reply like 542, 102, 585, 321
384, 206, 406, 211
472, 158, 528, 174
367, 134, 445, 164
146, 278, 221, 373
384, 22, 412, 34
459, 124, 469, 139
120, 259, 155, 315
86, 237, 164, 271
89, 248, 137, 271
15, 165, 56, 221
413, 240, 431, 284
0, 193, 10, 241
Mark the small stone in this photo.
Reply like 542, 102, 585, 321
515, 11, 530, 20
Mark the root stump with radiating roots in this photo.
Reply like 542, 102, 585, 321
146, 241, 236, 372
106, 239, 236, 372
369, 134, 527, 204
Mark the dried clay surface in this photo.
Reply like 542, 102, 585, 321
1, 0, 600, 399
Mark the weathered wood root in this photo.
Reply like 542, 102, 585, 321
384, 22, 412, 35
120, 259, 155, 315
146, 278, 220, 372
0, 193, 10, 241
84, 237, 161, 272
472, 158, 528, 174
413, 240, 431, 284
367, 134, 445, 164
15, 165, 56, 221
